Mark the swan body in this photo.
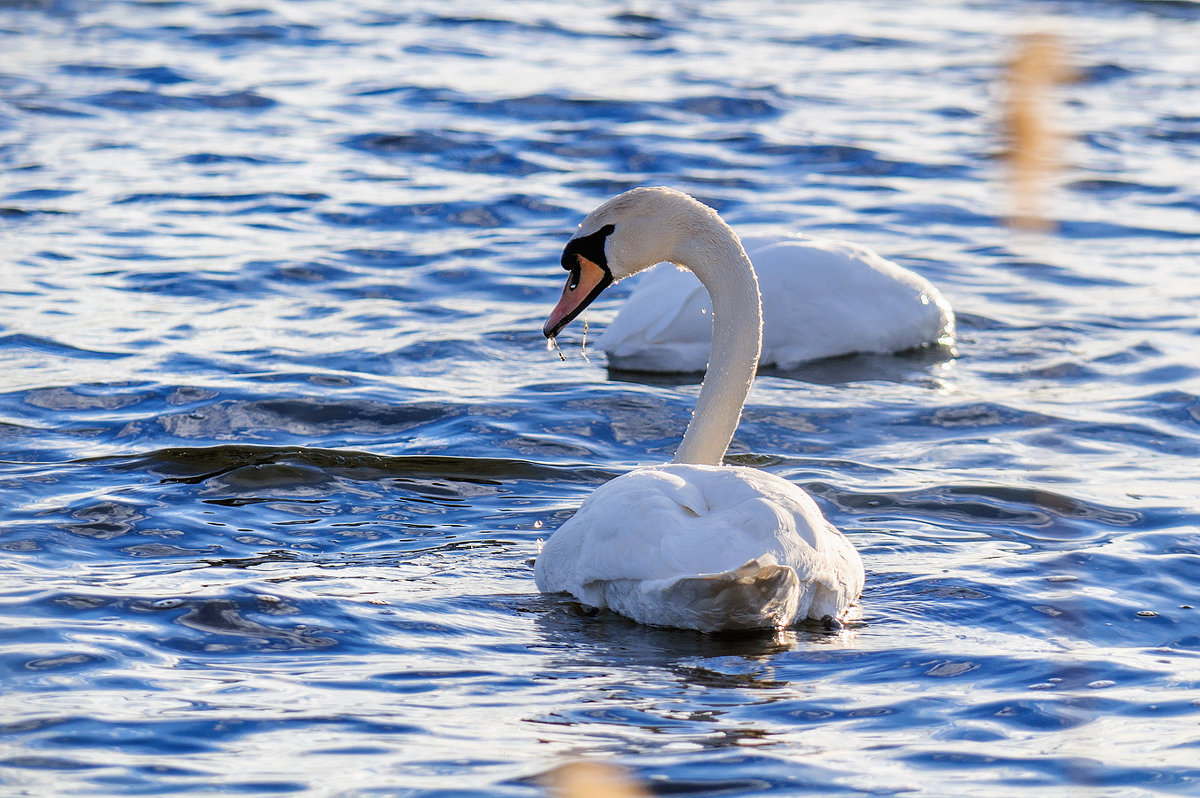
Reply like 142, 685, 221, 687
535, 464, 863, 632
600, 235, 955, 372
536, 187, 864, 632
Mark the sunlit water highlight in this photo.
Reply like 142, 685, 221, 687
2, 1, 1199, 796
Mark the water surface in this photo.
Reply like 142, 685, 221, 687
2, 1, 1199, 795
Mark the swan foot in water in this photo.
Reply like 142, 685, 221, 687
821, 614, 844, 631
593, 556, 805, 633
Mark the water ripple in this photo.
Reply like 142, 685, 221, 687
2, 0, 1199, 795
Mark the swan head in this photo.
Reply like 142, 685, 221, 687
544, 187, 715, 338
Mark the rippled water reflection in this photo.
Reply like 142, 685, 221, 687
3, 0, 1200, 795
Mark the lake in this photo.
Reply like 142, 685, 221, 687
2, 0, 1199, 795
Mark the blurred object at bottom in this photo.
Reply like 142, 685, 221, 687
545, 762, 649, 798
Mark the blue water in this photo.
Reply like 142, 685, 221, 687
2, 1, 1200, 795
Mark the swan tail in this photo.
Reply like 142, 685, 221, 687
599, 556, 805, 633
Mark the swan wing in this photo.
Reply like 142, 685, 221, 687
754, 237, 954, 368
535, 464, 863, 631
599, 236, 955, 372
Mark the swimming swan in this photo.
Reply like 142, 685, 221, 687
599, 233, 955, 373
535, 187, 864, 632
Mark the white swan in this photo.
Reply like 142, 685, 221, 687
535, 187, 864, 632
598, 232, 955, 372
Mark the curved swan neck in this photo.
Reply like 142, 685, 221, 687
670, 223, 763, 466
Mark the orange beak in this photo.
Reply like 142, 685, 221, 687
543, 255, 612, 338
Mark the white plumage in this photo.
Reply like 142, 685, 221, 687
600, 235, 955, 372
535, 464, 863, 632
536, 187, 866, 632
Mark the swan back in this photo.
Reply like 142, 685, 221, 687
534, 464, 863, 631
600, 235, 955, 372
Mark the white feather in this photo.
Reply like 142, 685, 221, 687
536, 188, 867, 632
535, 464, 863, 632
600, 235, 954, 372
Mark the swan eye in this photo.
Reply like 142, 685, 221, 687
568, 265, 581, 290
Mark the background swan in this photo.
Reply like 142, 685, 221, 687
598, 233, 955, 373
535, 187, 864, 632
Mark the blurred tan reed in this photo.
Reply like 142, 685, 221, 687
1003, 32, 1070, 231
544, 762, 650, 798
